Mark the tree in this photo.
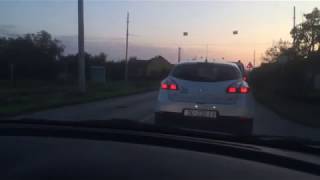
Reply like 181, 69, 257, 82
262, 39, 291, 63
92, 52, 107, 64
0, 31, 65, 80
291, 8, 320, 57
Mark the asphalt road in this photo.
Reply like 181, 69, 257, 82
16, 91, 320, 141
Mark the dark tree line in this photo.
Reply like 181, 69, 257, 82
0, 30, 172, 83
252, 8, 320, 99
263, 8, 320, 63
291, 8, 320, 57
0, 31, 63, 80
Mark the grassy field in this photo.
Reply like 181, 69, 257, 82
0, 80, 159, 117
252, 89, 320, 128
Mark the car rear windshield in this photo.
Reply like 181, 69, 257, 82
171, 63, 241, 82
235, 63, 245, 75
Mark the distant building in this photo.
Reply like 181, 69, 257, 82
128, 56, 173, 80
128, 58, 149, 79
146, 56, 172, 79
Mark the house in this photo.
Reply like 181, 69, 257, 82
146, 56, 173, 79
128, 56, 173, 80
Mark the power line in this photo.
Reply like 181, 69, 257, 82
136, 42, 273, 47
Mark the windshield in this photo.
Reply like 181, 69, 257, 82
1, 0, 320, 147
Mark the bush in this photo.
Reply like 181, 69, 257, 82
250, 58, 319, 100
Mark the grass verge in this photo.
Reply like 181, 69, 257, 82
0, 80, 159, 117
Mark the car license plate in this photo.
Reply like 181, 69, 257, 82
183, 109, 217, 118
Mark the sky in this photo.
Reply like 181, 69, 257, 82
0, 0, 319, 65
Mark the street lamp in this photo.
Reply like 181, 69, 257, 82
178, 32, 188, 63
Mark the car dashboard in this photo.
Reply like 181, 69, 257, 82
1, 135, 319, 180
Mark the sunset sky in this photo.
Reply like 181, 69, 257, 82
0, 0, 319, 65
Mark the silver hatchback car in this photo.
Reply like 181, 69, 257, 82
154, 61, 254, 135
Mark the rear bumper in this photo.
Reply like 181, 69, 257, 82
155, 97, 254, 119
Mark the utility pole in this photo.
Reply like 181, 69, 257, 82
205, 44, 208, 61
253, 49, 256, 68
178, 47, 181, 63
124, 12, 129, 81
10, 63, 15, 88
78, 0, 86, 93
292, 6, 296, 48
293, 6, 296, 29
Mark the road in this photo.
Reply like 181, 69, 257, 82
16, 91, 320, 141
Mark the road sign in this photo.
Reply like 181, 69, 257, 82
247, 62, 253, 69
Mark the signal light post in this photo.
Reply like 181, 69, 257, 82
78, 0, 86, 93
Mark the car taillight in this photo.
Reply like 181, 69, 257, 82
161, 83, 168, 89
227, 84, 250, 94
161, 82, 178, 91
239, 87, 250, 94
169, 84, 177, 90
227, 87, 237, 93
